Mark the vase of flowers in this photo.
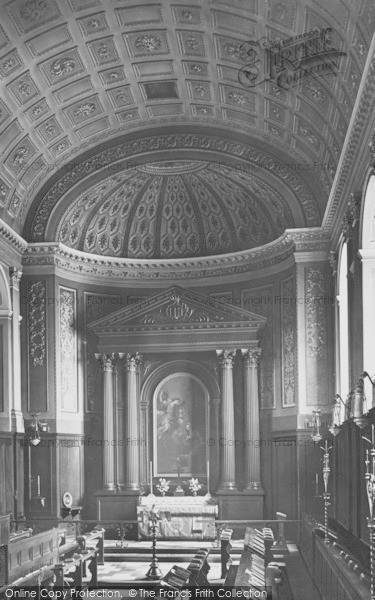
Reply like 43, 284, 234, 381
156, 478, 170, 496
188, 478, 202, 496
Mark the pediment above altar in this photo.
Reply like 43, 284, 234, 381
88, 286, 266, 353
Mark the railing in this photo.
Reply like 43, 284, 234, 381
10, 516, 300, 547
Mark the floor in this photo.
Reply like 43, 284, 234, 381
78, 539, 320, 599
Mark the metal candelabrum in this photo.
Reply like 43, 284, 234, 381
320, 439, 333, 544
145, 506, 162, 580
363, 424, 375, 600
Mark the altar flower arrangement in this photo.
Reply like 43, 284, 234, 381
156, 478, 170, 496
188, 478, 202, 496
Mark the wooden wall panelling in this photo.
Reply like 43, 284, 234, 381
271, 435, 297, 519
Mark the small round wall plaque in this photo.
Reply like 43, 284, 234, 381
62, 491, 73, 508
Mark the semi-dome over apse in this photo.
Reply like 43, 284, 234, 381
55, 160, 297, 259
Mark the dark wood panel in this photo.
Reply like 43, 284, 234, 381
6, 528, 60, 585
271, 436, 297, 519
301, 517, 370, 600
58, 440, 83, 511
0, 437, 14, 517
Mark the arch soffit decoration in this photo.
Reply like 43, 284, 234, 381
141, 360, 220, 409
23, 127, 324, 246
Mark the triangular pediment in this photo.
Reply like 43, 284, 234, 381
88, 286, 266, 333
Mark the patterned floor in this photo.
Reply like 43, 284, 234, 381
98, 559, 222, 583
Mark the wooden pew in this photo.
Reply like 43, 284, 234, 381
3, 527, 62, 586
0, 526, 102, 596
76, 526, 105, 565
187, 548, 210, 586
53, 547, 98, 589
234, 529, 283, 600
159, 565, 191, 591
220, 528, 233, 579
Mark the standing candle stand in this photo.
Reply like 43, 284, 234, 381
145, 505, 162, 580
319, 440, 333, 544
362, 424, 375, 600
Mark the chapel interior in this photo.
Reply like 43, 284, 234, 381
1, 0, 375, 597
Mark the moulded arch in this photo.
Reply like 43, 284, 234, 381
141, 359, 220, 407
0, 263, 11, 310
360, 173, 375, 250
359, 173, 375, 406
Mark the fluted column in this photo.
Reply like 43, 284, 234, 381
115, 357, 125, 490
124, 352, 142, 491
95, 353, 119, 491
216, 350, 237, 491
10, 268, 24, 432
242, 348, 263, 490
211, 398, 220, 491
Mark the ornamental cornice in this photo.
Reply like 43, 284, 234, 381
0, 219, 28, 263
26, 131, 322, 242
323, 43, 375, 242
21, 229, 330, 285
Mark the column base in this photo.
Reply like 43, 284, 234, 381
123, 483, 141, 492
101, 484, 117, 492
217, 482, 238, 492
244, 482, 264, 492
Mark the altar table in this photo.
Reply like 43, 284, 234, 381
137, 495, 218, 540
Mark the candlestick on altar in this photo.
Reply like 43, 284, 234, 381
315, 473, 319, 497
207, 460, 210, 494
177, 456, 180, 480
37, 474, 41, 497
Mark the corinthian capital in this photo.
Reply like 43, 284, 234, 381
125, 352, 143, 372
9, 267, 22, 290
241, 348, 261, 366
216, 349, 236, 368
95, 353, 118, 372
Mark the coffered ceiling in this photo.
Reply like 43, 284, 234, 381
0, 0, 374, 255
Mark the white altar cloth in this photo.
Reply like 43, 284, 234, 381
137, 495, 218, 540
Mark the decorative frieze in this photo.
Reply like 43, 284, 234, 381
281, 277, 296, 407
59, 288, 77, 411
305, 267, 329, 406
27, 280, 46, 367
21, 228, 330, 285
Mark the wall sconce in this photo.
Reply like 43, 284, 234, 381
305, 409, 323, 443
28, 413, 49, 446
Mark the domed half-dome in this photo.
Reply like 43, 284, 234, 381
56, 160, 295, 259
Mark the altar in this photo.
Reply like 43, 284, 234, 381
137, 496, 218, 540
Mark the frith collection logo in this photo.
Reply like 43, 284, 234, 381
238, 27, 347, 89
